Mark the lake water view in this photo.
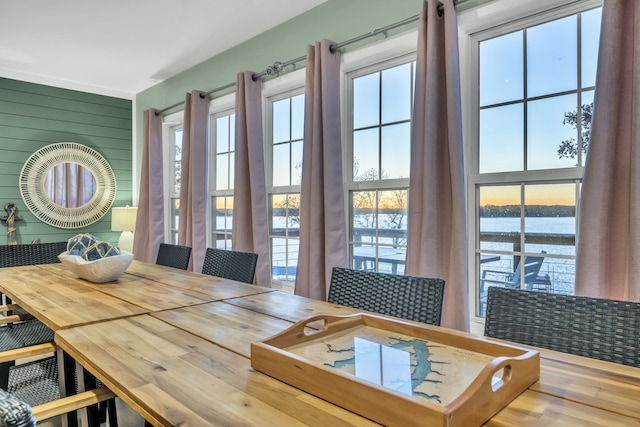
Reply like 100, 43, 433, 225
222, 214, 577, 295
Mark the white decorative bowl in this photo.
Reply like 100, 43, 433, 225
58, 251, 134, 283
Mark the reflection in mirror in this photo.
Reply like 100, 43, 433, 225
20, 142, 116, 229
44, 163, 96, 208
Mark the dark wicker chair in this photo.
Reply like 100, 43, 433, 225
201, 248, 258, 284
0, 321, 56, 395
0, 241, 116, 426
0, 243, 66, 390
155, 243, 192, 270
0, 242, 67, 269
484, 287, 640, 368
327, 267, 446, 326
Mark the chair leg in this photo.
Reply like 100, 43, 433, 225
61, 352, 79, 427
0, 361, 14, 390
99, 401, 107, 423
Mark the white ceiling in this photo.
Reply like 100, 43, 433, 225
0, 0, 326, 99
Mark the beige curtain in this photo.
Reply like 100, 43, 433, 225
405, 0, 468, 331
233, 71, 271, 286
295, 40, 347, 300
132, 109, 165, 262
73, 165, 94, 207
44, 164, 94, 208
178, 91, 209, 272
575, 0, 640, 301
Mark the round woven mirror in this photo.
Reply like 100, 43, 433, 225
19, 142, 117, 229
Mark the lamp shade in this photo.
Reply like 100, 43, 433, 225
111, 207, 137, 232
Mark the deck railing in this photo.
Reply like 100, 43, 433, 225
243, 227, 578, 293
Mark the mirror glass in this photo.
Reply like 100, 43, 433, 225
44, 163, 97, 208
20, 142, 116, 229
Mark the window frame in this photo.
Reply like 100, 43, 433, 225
460, 0, 603, 325
263, 68, 306, 286
342, 32, 417, 273
208, 92, 236, 250
162, 110, 183, 244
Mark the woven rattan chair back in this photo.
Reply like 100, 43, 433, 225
156, 243, 192, 270
0, 242, 67, 268
328, 267, 446, 326
485, 287, 640, 368
201, 248, 258, 284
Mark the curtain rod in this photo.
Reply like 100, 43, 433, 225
156, 0, 468, 115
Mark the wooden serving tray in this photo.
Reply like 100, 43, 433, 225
251, 314, 539, 427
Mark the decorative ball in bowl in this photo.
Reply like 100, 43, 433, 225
58, 234, 133, 283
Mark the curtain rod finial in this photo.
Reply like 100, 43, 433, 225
269, 62, 284, 75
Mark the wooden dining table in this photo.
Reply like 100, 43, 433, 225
1, 261, 640, 426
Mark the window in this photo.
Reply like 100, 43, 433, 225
346, 56, 415, 274
162, 111, 183, 245
471, 4, 602, 317
170, 126, 182, 244
209, 94, 236, 250
267, 90, 304, 284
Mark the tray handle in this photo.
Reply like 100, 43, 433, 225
302, 313, 365, 335
258, 313, 368, 346
448, 350, 539, 424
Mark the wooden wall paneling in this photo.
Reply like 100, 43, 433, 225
0, 77, 133, 246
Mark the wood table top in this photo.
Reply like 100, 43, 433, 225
125, 260, 275, 300
5, 262, 640, 426
0, 265, 147, 330
45, 261, 274, 302
55, 304, 640, 427
233, 292, 640, 425
56, 314, 382, 427
0, 261, 274, 329
224, 290, 363, 322
497, 341, 640, 422
39, 264, 215, 311
152, 301, 300, 358
485, 389, 640, 426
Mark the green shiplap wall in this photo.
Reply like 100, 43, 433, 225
134, 0, 492, 198
135, 0, 488, 119
0, 77, 132, 245
135, 0, 425, 180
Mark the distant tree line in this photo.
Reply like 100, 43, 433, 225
271, 204, 576, 218
480, 204, 575, 218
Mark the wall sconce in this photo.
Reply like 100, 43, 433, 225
111, 206, 137, 253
